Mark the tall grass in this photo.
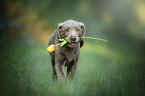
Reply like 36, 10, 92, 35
0, 41, 145, 96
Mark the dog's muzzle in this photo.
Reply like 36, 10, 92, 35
66, 36, 78, 47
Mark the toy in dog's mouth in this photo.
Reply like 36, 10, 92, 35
47, 37, 108, 53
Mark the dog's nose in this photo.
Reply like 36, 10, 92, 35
70, 36, 76, 41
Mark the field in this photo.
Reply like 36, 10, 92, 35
0, 39, 145, 96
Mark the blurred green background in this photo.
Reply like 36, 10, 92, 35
0, 0, 145, 96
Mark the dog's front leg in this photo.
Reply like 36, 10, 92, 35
67, 61, 77, 80
55, 60, 66, 80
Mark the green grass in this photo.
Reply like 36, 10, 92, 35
0, 42, 145, 96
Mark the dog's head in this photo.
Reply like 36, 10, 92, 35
57, 20, 86, 48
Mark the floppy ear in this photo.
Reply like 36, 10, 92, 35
57, 23, 64, 38
80, 38, 84, 48
79, 22, 86, 37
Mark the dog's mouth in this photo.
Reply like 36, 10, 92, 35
65, 38, 80, 47
66, 43, 77, 47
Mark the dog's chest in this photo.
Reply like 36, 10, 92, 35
65, 52, 75, 62
65, 48, 79, 63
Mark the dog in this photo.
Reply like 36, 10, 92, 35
48, 20, 86, 80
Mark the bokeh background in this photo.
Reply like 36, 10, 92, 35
0, 0, 145, 96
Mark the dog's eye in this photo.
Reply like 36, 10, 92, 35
79, 32, 82, 37
65, 29, 69, 32
76, 29, 80, 31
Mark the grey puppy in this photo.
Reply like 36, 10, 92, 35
48, 20, 86, 80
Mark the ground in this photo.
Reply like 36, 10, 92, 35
0, 39, 145, 96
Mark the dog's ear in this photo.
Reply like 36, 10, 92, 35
79, 22, 86, 37
57, 23, 64, 38
80, 38, 84, 48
